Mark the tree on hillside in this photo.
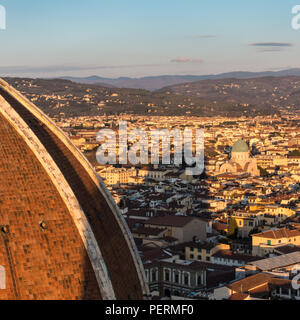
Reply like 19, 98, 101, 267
227, 218, 238, 239
258, 166, 268, 177
289, 150, 300, 157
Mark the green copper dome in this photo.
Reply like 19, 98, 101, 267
232, 139, 249, 153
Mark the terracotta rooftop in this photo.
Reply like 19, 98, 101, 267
212, 250, 262, 263
185, 241, 217, 251
213, 222, 228, 232
229, 293, 250, 300
145, 215, 194, 228
228, 273, 273, 293
229, 273, 300, 297
252, 228, 300, 239
275, 245, 300, 255
132, 227, 166, 236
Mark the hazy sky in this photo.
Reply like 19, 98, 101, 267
0, 0, 299, 78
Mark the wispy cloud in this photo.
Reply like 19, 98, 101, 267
259, 48, 283, 52
0, 63, 163, 75
249, 42, 293, 47
194, 34, 217, 39
170, 57, 203, 63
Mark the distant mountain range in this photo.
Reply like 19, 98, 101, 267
60, 68, 300, 91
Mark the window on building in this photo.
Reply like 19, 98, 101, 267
152, 270, 157, 282
165, 270, 170, 282
184, 274, 189, 286
206, 257, 210, 262
174, 274, 179, 284
267, 240, 271, 246
190, 254, 194, 260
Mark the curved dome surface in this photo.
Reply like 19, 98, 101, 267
0, 79, 148, 300
232, 139, 249, 153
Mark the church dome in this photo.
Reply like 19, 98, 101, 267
232, 140, 249, 153
0, 79, 148, 300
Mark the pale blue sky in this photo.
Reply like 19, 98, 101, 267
0, 0, 299, 78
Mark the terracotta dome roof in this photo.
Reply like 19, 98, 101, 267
0, 79, 148, 300
232, 139, 249, 153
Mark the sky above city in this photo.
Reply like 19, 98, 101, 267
0, 0, 300, 78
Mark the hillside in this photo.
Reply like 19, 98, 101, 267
158, 76, 300, 111
3, 77, 279, 118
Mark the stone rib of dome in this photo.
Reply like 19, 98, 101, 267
0, 79, 148, 300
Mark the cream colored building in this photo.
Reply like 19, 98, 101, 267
138, 168, 172, 181
264, 205, 296, 222
144, 216, 207, 243
231, 212, 264, 238
252, 228, 300, 257
98, 167, 136, 186
185, 242, 230, 263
